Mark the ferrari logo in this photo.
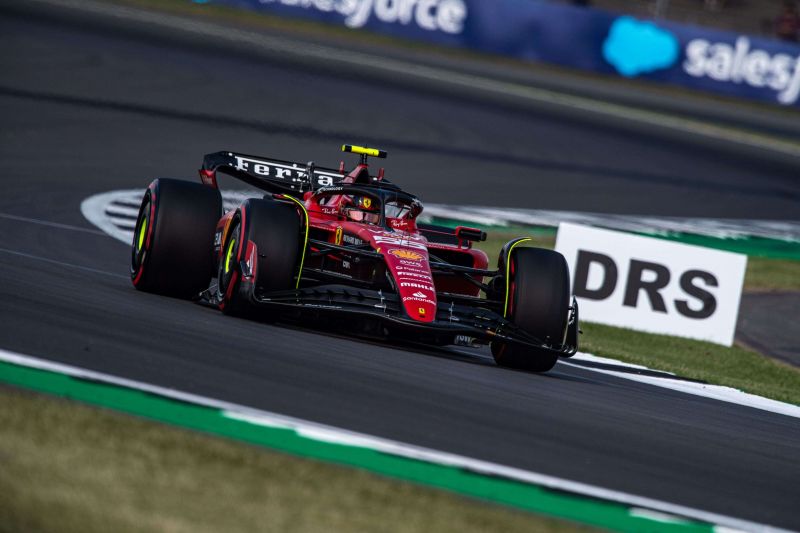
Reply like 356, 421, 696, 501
389, 249, 423, 261
418, 307, 426, 316
361, 197, 372, 209
335, 227, 343, 245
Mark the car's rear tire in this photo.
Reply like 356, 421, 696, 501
217, 198, 302, 317
131, 178, 221, 298
491, 247, 570, 373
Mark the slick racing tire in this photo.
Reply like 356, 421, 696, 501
217, 198, 302, 317
492, 247, 570, 373
131, 178, 222, 298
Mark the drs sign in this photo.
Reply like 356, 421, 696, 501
555, 223, 747, 346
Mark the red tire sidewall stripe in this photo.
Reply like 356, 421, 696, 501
132, 184, 157, 286
145, 186, 157, 250
222, 207, 247, 306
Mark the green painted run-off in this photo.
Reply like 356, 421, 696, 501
0, 360, 714, 532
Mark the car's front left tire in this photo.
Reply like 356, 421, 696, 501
131, 178, 221, 298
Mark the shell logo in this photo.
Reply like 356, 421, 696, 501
389, 249, 423, 261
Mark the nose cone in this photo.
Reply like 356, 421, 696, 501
382, 246, 437, 323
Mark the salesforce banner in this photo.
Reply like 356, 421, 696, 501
604, 17, 800, 107
209, 0, 800, 107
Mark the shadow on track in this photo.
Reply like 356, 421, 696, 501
239, 314, 610, 385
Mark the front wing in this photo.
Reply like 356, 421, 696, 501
199, 283, 579, 357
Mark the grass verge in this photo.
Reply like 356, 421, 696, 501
744, 257, 800, 291
578, 322, 800, 405
0, 385, 590, 533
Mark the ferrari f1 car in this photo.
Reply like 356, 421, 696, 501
130, 145, 579, 372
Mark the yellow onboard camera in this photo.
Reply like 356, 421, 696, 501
342, 144, 387, 159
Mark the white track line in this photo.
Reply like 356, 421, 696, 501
0, 347, 791, 533
0, 247, 127, 279
0, 212, 106, 235
566, 353, 800, 419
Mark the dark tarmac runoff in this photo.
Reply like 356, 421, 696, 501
1, 2, 799, 530
738, 292, 800, 367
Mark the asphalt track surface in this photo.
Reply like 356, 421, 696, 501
1, 4, 799, 530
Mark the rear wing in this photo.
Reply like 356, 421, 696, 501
199, 151, 345, 195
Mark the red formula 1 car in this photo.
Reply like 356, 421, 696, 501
130, 145, 578, 372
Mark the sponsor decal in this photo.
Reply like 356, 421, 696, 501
335, 226, 343, 245
412, 291, 427, 298
389, 249, 424, 260
400, 281, 435, 291
343, 234, 365, 246
683, 36, 800, 105
454, 335, 475, 346
232, 155, 337, 186
389, 218, 410, 230
375, 235, 427, 250
257, 0, 468, 34
418, 307, 426, 317
317, 186, 344, 194
402, 296, 434, 304
555, 223, 746, 346
396, 271, 431, 279
395, 265, 428, 271
402, 295, 434, 303
361, 197, 372, 209
317, 174, 337, 187
603, 17, 679, 77
603, 17, 800, 106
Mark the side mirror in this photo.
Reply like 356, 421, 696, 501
455, 226, 487, 242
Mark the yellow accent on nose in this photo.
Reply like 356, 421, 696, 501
137, 218, 147, 251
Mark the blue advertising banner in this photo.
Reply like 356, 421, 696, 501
203, 0, 800, 107
601, 16, 800, 107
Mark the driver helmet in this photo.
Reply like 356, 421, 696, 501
342, 195, 380, 224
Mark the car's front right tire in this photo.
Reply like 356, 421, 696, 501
491, 246, 570, 373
